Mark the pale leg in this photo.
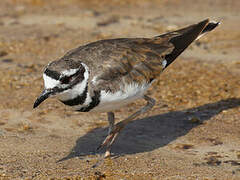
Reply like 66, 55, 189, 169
98, 95, 156, 157
105, 112, 115, 157
107, 112, 115, 135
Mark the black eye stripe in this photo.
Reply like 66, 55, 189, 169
60, 76, 71, 84
59, 69, 83, 83
60, 74, 74, 83
44, 69, 60, 80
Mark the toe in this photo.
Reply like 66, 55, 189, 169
104, 150, 111, 158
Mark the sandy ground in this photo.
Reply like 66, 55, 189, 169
0, 0, 240, 179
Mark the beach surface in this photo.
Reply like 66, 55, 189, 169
0, 0, 240, 179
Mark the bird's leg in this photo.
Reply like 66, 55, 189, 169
99, 112, 115, 158
98, 95, 155, 158
107, 112, 115, 135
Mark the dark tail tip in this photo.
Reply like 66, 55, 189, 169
201, 21, 220, 34
164, 19, 210, 68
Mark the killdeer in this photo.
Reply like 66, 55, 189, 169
34, 19, 219, 157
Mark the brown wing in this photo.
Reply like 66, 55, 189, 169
89, 37, 175, 93
62, 19, 210, 93
62, 37, 175, 93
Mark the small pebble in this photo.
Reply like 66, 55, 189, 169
0, 51, 8, 57
189, 116, 201, 124
1, 59, 13, 63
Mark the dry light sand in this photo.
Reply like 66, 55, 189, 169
0, 0, 240, 179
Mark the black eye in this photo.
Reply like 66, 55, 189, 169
60, 76, 72, 84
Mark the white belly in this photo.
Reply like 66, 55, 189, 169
91, 82, 151, 112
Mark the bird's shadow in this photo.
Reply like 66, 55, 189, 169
58, 98, 240, 162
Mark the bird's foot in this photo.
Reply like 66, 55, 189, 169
104, 149, 111, 158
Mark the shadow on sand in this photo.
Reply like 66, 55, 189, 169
58, 98, 240, 162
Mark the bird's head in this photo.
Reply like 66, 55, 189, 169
33, 59, 88, 108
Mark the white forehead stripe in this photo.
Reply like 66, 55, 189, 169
61, 69, 78, 76
43, 73, 60, 89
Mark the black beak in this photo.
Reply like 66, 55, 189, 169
33, 89, 52, 108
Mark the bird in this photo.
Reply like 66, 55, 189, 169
33, 19, 219, 158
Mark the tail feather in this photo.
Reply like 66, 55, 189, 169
157, 19, 219, 68
196, 21, 220, 40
